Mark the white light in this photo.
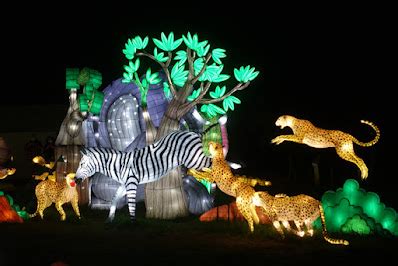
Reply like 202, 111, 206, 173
218, 115, 227, 125
228, 162, 242, 169
192, 109, 206, 124
94, 133, 99, 137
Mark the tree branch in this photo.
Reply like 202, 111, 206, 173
179, 81, 212, 115
187, 48, 195, 80
191, 53, 212, 84
165, 51, 172, 68
136, 51, 177, 97
199, 82, 250, 104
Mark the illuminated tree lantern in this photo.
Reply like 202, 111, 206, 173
118, 32, 258, 219
54, 68, 104, 204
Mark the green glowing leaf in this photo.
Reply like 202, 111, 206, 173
193, 58, 205, 75
163, 82, 171, 99
171, 63, 188, 87
123, 38, 136, 59
223, 95, 241, 111
183, 32, 200, 51
132, 36, 149, 49
199, 64, 223, 82
212, 74, 230, 83
209, 86, 226, 99
90, 91, 104, 115
122, 72, 134, 83
153, 35, 167, 51
153, 48, 169, 63
174, 50, 187, 66
141, 78, 148, 88
234, 65, 260, 82
124, 58, 140, 75
197, 44, 210, 57
79, 94, 89, 112
153, 32, 182, 52
187, 89, 200, 101
145, 68, 161, 85
212, 48, 226, 64
167, 32, 183, 51
66, 68, 79, 89
201, 103, 226, 118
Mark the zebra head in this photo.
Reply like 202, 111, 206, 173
75, 148, 97, 181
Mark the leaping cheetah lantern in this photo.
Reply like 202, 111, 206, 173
271, 115, 380, 179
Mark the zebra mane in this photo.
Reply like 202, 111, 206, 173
80, 147, 124, 156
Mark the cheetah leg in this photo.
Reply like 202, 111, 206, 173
293, 220, 305, 237
37, 199, 52, 219
236, 199, 255, 233
304, 219, 314, 236
282, 220, 295, 235
55, 201, 66, 221
249, 203, 260, 225
271, 134, 303, 145
335, 144, 368, 179
72, 194, 81, 219
272, 221, 285, 239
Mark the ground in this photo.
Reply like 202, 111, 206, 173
1, 203, 396, 266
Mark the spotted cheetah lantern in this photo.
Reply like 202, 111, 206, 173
30, 173, 80, 221
271, 115, 380, 179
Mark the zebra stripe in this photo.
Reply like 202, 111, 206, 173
75, 130, 212, 222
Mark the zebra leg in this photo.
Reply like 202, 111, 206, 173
106, 185, 126, 223
125, 178, 139, 222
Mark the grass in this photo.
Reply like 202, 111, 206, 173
1, 202, 397, 266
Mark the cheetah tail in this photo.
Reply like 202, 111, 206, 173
353, 120, 380, 147
319, 204, 349, 245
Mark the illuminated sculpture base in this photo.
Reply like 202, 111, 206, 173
0, 194, 23, 223
30, 174, 80, 221
315, 179, 398, 236
271, 115, 380, 179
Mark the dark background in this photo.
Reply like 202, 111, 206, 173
1, 4, 396, 209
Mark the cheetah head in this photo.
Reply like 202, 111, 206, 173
65, 173, 76, 188
275, 115, 294, 129
208, 141, 223, 158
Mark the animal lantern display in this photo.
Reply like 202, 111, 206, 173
75, 127, 219, 222
0, 168, 16, 180
189, 141, 349, 245
271, 115, 380, 179
32, 156, 57, 182
189, 141, 273, 233
30, 173, 80, 221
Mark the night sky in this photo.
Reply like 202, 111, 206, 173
2, 5, 396, 208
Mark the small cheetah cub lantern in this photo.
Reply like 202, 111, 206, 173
30, 173, 81, 221
271, 115, 380, 179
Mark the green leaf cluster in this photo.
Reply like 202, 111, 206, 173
66, 68, 104, 115
234, 65, 259, 82
153, 32, 183, 52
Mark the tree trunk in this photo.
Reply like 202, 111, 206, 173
145, 100, 189, 219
